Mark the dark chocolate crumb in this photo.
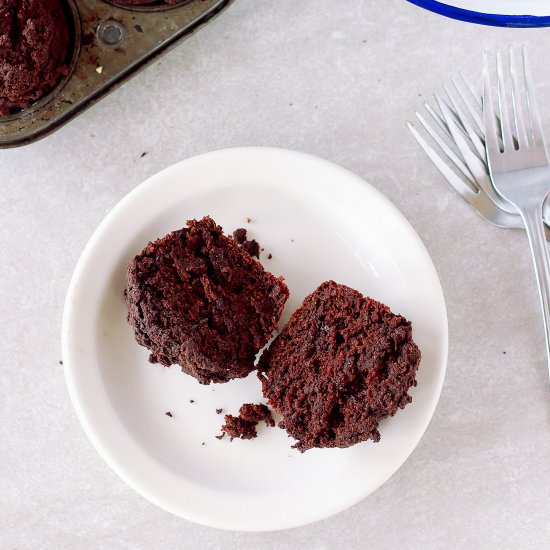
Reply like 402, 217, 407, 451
216, 408, 223, 414
242, 239, 260, 259
232, 228, 247, 244
189, 399, 195, 403
165, 411, 173, 417
232, 226, 261, 259
260, 247, 265, 251
503, 351, 507, 355
135, 24, 144, 33
215, 433, 225, 440
246, 217, 252, 223
239, 403, 275, 427
268, 254, 272, 260
202, 442, 205, 446
221, 415, 257, 441
58, 360, 63, 365
220, 403, 275, 441
141, 152, 147, 158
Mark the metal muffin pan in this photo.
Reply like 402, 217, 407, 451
0, 0, 233, 148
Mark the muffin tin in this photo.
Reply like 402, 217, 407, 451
0, 0, 233, 148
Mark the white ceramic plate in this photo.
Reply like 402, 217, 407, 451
62, 147, 448, 531
407, 0, 550, 27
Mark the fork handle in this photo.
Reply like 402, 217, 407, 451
520, 201, 550, 380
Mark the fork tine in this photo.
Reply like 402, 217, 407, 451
438, 90, 517, 213
424, 102, 471, 143
436, 92, 499, 196
496, 49, 515, 151
445, 82, 486, 160
509, 47, 529, 150
453, 74, 485, 137
459, 70, 483, 109
407, 121, 477, 200
423, 103, 453, 140
414, 111, 476, 184
523, 45, 547, 150
434, 93, 470, 136
435, 93, 482, 171
483, 50, 502, 158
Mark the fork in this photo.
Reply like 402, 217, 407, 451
484, 46, 550, 376
407, 74, 550, 240
407, 120, 525, 229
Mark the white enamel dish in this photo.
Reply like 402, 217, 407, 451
407, 0, 550, 27
62, 147, 448, 531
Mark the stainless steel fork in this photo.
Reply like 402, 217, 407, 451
407, 120, 525, 228
408, 72, 550, 240
484, 47, 550, 376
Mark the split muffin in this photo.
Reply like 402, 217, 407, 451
258, 281, 421, 452
126, 216, 289, 384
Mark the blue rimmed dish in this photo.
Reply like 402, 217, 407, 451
407, 0, 550, 27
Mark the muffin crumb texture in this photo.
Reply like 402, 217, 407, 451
126, 216, 289, 384
0, 0, 70, 117
232, 227, 260, 259
258, 281, 421, 452
221, 403, 275, 441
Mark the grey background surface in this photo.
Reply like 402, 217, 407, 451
2, 1, 550, 548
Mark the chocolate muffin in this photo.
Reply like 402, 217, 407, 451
258, 281, 421, 452
0, 0, 70, 118
126, 216, 289, 384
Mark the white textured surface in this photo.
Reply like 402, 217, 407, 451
1, 0, 550, 547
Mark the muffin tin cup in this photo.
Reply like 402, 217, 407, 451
0, 0, 233, 148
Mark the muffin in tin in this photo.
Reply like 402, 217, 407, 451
0, 0, 71, 118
